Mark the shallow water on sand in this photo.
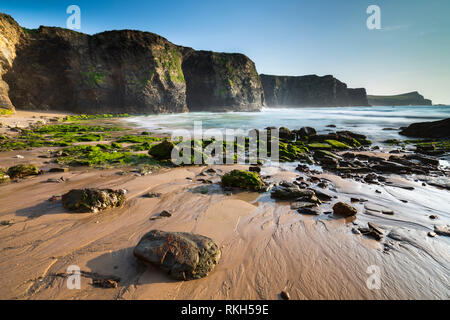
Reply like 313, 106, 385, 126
125, 106, 450, 144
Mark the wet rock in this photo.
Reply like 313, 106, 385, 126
434, 225, 450, 237
48, 195, 61, 202
381, 209, 394, 215
279, 127, 295, 140
271, 184, 316, 201
313, 189, 332, 201
429, 215, 438, 220
143, 192, 162, 198
350, 198, 359, 203
295, 164, 310, 172
399, 118, 450, 139
280, 291, 290, 300
6, 164, 39, 179
297, 207, 319, 215
364, 173, 378, 183
92, 278, 118, 289
317, 181, 328, 188
291, 202, 318, 210
367, 222, 384, 240
221, 170, 266, 192
249, 166, 261, 173
332, 202, 357, 217
297, 127, 317, 138
62, 188, 126, 213
48, 167, 69, 173
45, 177, 65, 183
159, 210, 172, 217
133, 230, 221, 280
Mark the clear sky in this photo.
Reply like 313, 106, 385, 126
1, 0, 449, 104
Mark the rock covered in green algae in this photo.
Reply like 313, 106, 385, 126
133, 230, 221, 281
148, 140, 175, 160
6, 164, 39, 179
61, 188, 126, 213
221, 169, 266, 192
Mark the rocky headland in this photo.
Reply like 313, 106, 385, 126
260, 74, 369, 107
368, 91, 432, 106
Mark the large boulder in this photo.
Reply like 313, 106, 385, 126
221, 169, 266, 191
61, 188, 125, 213
6, 164, 39, 179
332, 202, 357, 217
297, 127, 317, 138
148, 140, 175, 160
400, 118, 450, 139
133, 230, 221, 280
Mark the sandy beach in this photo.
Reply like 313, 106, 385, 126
0, 112, 449, 300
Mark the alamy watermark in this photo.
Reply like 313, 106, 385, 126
66, 5, 81, 30
66, 265, 81, 289
367, 5, 381, 30
366, 265, 381, 290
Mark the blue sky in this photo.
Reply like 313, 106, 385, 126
1, 0, 449, 103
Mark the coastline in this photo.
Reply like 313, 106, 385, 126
0, 112, 449, 300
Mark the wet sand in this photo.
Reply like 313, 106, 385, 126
0, 113, 449, 300
0, 160, 449, 300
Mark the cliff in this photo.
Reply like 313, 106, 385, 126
183, 51, 263, 112
367, 92, 432, 106
260, 74, 369, 107
0, 14, 22, 115
0, 13, 263, 114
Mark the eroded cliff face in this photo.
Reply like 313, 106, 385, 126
182, 51, 264, 112
0, 13, 264, 114
0, 14, 23, 114
5, 26, 189, 114
260, 74, 369, 107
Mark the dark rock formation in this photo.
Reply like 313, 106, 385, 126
182, 51, 264, 112
260, 74, 369, 107
400, 118, 450, 138
367, 91, 432, 106
133, 230, 221, 280
0, 13, 263, 114
0, 14, 22, 115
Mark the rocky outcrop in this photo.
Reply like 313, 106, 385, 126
0, 14, 23, 115
6, 26, 188, 114
134, 230, 221, 280
400, 118, 450, 139
0, 13, 264, 114
183, 51, 264, 111
367, 91, 432, 106
260, 74, 369, 107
